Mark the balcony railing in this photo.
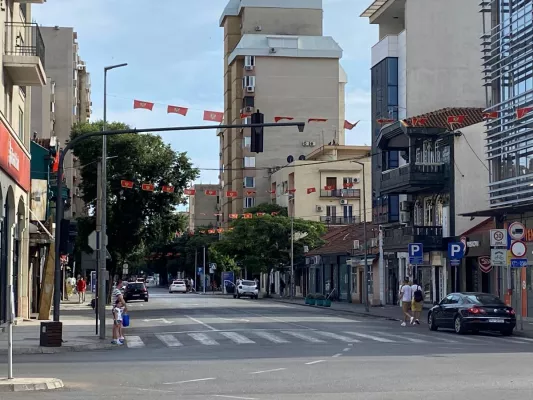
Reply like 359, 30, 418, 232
4, 22, 45, 68
320, 189, 361, 198
320, 216, 361, 225
383, 225, 443, 251
380, 163, 446, 195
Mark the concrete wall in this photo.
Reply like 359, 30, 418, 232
189, 184, 220, 231
241, 7, 323, 36
30, 77, 52, 139
453, 122, 489, 235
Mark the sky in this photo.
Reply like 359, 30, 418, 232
33, 0, 377, 184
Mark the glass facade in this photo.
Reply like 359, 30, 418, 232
483, 0, 533, 207
371, 57, 400, 222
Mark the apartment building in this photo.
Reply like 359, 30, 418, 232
219, 0, 346, 224
361, 0, 489, 305
188, 184, 220, 231
1, 0, 46, 323
31, 26, 92, 219
271, 145, 371, 225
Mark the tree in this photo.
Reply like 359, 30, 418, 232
70, 120, 199, 279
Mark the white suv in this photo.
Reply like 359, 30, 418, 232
234, 280, 259, 299
169, 280, 187, 293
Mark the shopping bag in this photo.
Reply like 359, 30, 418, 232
122, 313, 130, 327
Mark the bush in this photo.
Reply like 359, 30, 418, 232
315, 294, 325, 300
306, 293, 315, 299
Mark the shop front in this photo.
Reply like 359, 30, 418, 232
458, 232, 496, 295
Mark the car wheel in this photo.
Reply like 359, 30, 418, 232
144, 298, 148, 302
237, 294, 241, 299
428, 312, 438, 331
454, 315, 466, 334
233, 294, 237, 299
500, 328, 513, 336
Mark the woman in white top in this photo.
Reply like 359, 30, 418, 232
398, 278, 414, 326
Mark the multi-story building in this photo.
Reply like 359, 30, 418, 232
218, 0, 346, 224
1, 0, 46, 322
361, 0, 489, 305
271, 145, 371, 225
188, 184, 220, 231
31, 26, 91, 219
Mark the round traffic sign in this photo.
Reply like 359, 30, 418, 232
511, 241, 527, 258
508, 222, 526, 240
492, 230, 504, 242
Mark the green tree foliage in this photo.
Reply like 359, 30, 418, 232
70, 120, 198, 275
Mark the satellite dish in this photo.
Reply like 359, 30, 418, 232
287, 155, 294, 163
298, 155, 306, 160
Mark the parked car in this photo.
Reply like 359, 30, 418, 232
428, 292, 515, 335
169, 280, 187, 293
145, 277, 156, 288
124, 282, 149, 302
234, 280, 258, 299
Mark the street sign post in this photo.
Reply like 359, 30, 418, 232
508, 222, 526, 241
511, 259, 528, 268
88, 230, 108, 251
490, 229, 507, 247
491, 248, 506, 267
448, 242, 465, 267
408, 243, 423, 264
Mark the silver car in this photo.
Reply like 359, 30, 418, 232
234, 280, 259, 299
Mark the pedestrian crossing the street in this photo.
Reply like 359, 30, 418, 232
122, 329, 533, 349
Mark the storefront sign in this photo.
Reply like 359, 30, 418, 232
0, 120, 30, 191
478, 256, 492, 273
467, 241, 480, 247
523, 228, 533, 242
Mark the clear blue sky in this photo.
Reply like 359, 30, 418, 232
33, 0, 376, 184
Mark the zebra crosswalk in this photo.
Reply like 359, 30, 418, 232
122, 329, 533, 349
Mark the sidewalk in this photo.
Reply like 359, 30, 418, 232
267, 297, 533, 338
0, 299, 117, 355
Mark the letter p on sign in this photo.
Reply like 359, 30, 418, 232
448, 242, 464, 260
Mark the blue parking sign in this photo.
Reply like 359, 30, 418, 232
408, 243, 423, 264
448, 242, 465, 261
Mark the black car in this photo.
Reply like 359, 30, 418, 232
124, 282, 149, 302
428, 292, 515, 336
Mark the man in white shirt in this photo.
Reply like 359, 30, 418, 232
399, 278, 414, 326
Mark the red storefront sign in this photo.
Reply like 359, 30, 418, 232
0, 120, 30, 192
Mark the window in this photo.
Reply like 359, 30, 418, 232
18, 108, 23, 140
244, 197, 255, 208
389, 195, 399, 222
326, 205, 337, 217
244, 55, 255, 67
387, 151, 399, 169
244, 177, 255, 188
243, 96, 255, 108
243, 136, 251, 148
242, 76, 256, 88
244, 157, 255, 168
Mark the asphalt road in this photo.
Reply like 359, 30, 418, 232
2, 288, 533, 399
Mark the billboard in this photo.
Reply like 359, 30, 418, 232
30, 179, 48, 221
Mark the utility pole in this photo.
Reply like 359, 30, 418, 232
203, 246, 206, 294
97, 158, 107, 340
290, 202, 294, 299
352, 160, 369, 312
194, 249, 198, 292
95, 158, 102, 336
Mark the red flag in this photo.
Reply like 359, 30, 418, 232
344, 120, 359, 130
287, 188, 296, 193
517, 107, 533, 119
121, 180, 134, 189
274, 116, 294, 122
308, 118, 328, 123
216, 228, 224, 233
51, 153, 59, 173
377, 118, 395, 124
167, 105, 188, 116
208, 229, 216, 234
205, 190, 217, 196
240, 112, 251, 119
271, 212, 279, 216
243, 213, 253, 219
203, 110, 224, 122
324, 185, 335, 190
306, 187, 316, 194
229, 213, 239, 219
343, 182, 353, 188
161, 185, 174, 193
447, 115, 466, 124
184, 189, 196, 195
411, 117, 428, 126
267, 189, 276, 194
483, 111, 498, 119
245, 190, 256, 196
226, 190, 238, 198
133, 100, 154, 111
141, 183, 155, 192
256, 212, 266, 217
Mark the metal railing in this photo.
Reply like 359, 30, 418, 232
320, 216, 361, 225
320, 189, 361, 198
4, 22, 45, 68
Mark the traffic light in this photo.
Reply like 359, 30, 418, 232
250, 110, 264, 153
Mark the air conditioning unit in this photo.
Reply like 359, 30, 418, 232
303, 245, 309, 253
400, 212, 411, 223
246, 86, 255, 93
316, 205, 323, 212
353, 178, 360, 183
245, 65, 254, 71
310, 141, 316, 146
353, 240, 360, 250
400, 201, 412, 212
340, 199, 348, 205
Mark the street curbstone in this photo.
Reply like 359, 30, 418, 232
0, 342, 118, 356
0, 378, 64, 392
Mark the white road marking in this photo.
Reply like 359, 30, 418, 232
332, 353, 342, 357
282, 331, 325, 343
186, 315, 217, 331
213, 395, 257, 400
315, 331, 360, 343
344, 331, 395, 343
220, 318, 250, 322
511, 336, 533, 342
142, 318, 172, 324
502, 338, 531, 344
343, 348, 350, 352
188, 332, 219, 345
250, 368, 286, 375
219, 332, 255, 344
375, 332, 428, 343
135, 388, 174, 393
125, 335, 145, 348
253, 331, 290, 344
156, 334, 182, 347
163, 377, 216, 385
305, 360, 325, 365
408, 332, 458, 343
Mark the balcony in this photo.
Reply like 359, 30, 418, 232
380, 163, 446, 195
320, 216, 361, 225
383, 225, 443, 252
3, 22, 46, 86
320, 189, 361, 198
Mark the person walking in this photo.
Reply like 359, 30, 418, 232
399, 278, 414, 326
111, 280, 127, 345
76, 276, 87, 303
411, 279, 424, 325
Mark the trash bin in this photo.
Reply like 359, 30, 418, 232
40, 321, 63, 347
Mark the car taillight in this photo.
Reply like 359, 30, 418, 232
508, 309, 516, 315
468, 307, 486, 314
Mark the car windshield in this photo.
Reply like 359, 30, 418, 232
173, 281, 184, 284
128, 283, 144, 289
242, 280, 256, 286
465, 294, 505, 305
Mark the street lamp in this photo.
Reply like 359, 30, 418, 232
99, 63, 127, 339
352, 160, 369, 312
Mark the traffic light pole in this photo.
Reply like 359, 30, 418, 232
52, 120, 305, 322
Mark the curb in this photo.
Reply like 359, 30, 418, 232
267, 298, 401, 322
0, 378, 64, 392
512, 330, 533, 339
0, 342, 118, 356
